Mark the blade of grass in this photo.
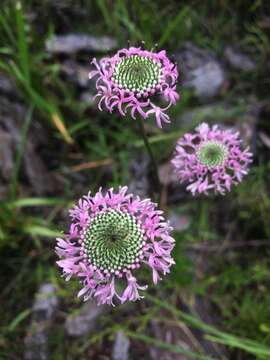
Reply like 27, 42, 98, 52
8, 309, 31, 332
96, 0, 113, 32
145, 294, 270, 358
0, 7, 17, 46
205, 335, 269, 360
9, 62, 73, 144
134, 130, 185, 147
15, 1, 31, 84
6, 197, 68, 208
116, 0, 144, 41
126, 331, 215, 360
159, 6, 190, 47
51, 113, 74, 144
24, 225, 62, 238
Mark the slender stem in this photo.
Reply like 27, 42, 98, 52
137, 117, 161, 199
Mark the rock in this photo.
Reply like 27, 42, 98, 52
0, 97, 57, 194
112, 331, 130, 360
80, 91, 96, 107
224, 46, 256, 72
61, 60, 91, 88
168, 212, 191, 232
128, 152, 150, 198
32, 283, 59, 318
0, 130, 14, 181
24, 283, 59, 360
0, 72, 18, 97
46, 34, 117, 55
176, 42, 226, 100
65, 301, 107, 337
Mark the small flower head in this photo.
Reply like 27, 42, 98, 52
56, 187, 175, 305
89, 46, 179, 128
171, 123, 253, 195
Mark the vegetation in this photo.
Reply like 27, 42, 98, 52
0, 1, 270, 359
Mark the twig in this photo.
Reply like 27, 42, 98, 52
70, 158, 112, 172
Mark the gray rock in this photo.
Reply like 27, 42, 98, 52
128, 152, 150, 198
224, 46, 256, 72
61, 60, 91, 88
32, 284, 59, 318
176, 42, 226, 100
46, 34, 117, 54
0, 72, 18, 97
24, 283, 59, 360
0, 130, 14, 181
112, 331, 130, 360
168, 213, 191, 232
0, 97, 56, 194
65, 301, 107, 337
80, 91, 96, 106
186, 62, 225, 99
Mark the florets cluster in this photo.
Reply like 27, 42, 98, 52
89, 46, 179, 128
172, 123, 253, 195
56, 187, 175, 305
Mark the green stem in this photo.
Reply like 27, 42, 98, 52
137, 117, 161, 200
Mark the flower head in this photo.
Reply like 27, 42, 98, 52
171, 123, 253, 195
89, 46, 179, 128
56, 187, 175, 305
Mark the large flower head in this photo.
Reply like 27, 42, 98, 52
89, 46, 179, 128
56, 187, 175, 305
171, 123, 253, 195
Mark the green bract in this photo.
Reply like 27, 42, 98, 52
197, 141, 228, 168
112, 55, 162, 93
83, 210, 144, 273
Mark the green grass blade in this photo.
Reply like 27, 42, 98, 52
0, 7, 17, 46
6, 197, 68, 208
145, 294, 270, 358
126, 331, 215, 360
96, 0, 113, 31
134, 130, 185, 147
158, 6, 190, 47
8, 309, 31, 332
15, 2, 31, 84
24, 225, 62, 238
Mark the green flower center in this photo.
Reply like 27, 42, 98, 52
197, 141, 228, 167
83, 210, 144, 273
112, 55, 162, 93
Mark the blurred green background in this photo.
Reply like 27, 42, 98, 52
0, 1, 270, 359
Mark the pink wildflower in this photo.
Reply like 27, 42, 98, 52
56, 187, 175, 305
89, 46, 179, 128
171, 123, 253, 195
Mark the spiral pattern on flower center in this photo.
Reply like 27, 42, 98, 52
82, 210, 144, 273
112, 55, 162, 93
197, 141, 228, 167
